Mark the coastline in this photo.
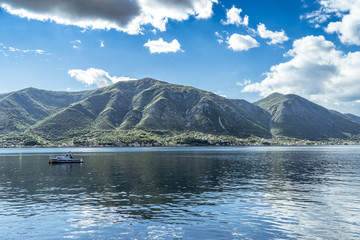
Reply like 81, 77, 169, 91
1, 130, 359, 148
1, 140, 359, 148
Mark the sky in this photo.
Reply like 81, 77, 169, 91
1, 0, 360, 115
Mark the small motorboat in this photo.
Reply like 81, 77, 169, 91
49, 152, 83, 164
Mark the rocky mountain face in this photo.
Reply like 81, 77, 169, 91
1, 78, 360, 141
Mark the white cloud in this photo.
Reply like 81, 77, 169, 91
100, 41, 105, 48
236, 79, 252, 86
227, 34, 259, 51
9, 46, 20, 52
243, 35, 360, 114
213, 91, 227, 98
68, 68, 136, 87
35, 49, 45, 54
1, 43, 48, 56
257, 23, 289, 45
221, 5, 248, 27
23, 49, 45, 54
215, 31, 224, 44
1, 0, 218, 35
71, 40, 81, 49
144, 38, 183, 54
301, 9, 330, 27
303, 0, 360, 46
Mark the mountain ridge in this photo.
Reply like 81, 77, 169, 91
0, 78, 359, 145
23, 78, 272, 141
255, 92, 360, 140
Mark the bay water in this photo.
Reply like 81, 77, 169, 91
0, 146, 359, 239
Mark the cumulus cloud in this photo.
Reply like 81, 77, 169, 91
68, 68, 136, 87
100, 40, 105, 48
1, 0, 218, 34
227, 34, 259, 51
243, 35, 360, 114
257, 23, 289, 45
302, 0, 360, 46
221, 5, 248, 27
144, 38, 183, 54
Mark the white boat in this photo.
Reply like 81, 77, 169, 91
49, 152, 83, 164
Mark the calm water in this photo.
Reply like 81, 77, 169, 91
0, 146, 359, 239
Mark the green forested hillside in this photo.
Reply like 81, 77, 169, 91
0, 87, 92, 134
0, 79, 360, 146
255, 93, 360, 140
30, 78, 272, 141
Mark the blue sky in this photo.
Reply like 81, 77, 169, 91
1, 0, 360, 114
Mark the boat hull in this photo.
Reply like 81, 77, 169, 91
50, 158, 83, 163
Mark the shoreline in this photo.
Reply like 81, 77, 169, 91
1, 142, 359, 149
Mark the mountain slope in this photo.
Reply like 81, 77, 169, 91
0, 87, 92, 133
30, 78, 272, 141
329, 110, 360, 125
2, 79, 360, 143
255, 93, 360, 140
344, 113, 360, 124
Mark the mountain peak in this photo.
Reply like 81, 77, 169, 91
266, 92, 284, 98
1, 79, 360, 143
255, 92, 360, 140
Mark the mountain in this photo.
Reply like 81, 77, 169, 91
343, 113, 360, 124
1, 79, 360, 145
255, 93, 360, 140
29, 78, 272, 141
0, 87, 92, 134
329, 110, 360, 125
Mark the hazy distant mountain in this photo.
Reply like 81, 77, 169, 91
328, 110, 360, 125
1, 79, 360, 143
255, 93, 360, 140
343, 113, 360, 124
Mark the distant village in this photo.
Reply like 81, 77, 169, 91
1, 133, 359, 148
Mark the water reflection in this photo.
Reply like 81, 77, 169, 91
0, 147, 359, 239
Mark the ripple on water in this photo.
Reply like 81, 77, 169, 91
0, 146, 360, 239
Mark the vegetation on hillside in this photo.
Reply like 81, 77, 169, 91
1, 130, 359, 148
0, 79, 360, 147
255, 93, 360, 140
